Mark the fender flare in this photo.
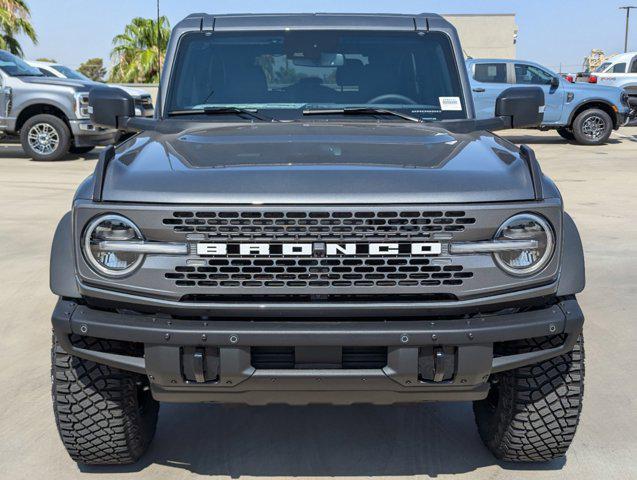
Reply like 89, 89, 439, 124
14, 98, 74, 128
50, 211, 81, 298
566, 98, 618, 127
557, 212, 586, 296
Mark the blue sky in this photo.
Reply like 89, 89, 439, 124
18, 0, 637, 73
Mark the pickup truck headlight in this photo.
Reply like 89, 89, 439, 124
82, 214, 144, 277
493, 214, 554, 276
74, 92, 91, 119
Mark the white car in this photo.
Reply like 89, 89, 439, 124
26, 60, 154, 117
587, 53, 637, 113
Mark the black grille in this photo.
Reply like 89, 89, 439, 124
162, 209, 476, 241
250, 347, 387, 369
342, 347, 388, 369
251, 347, 295, 369
134, 96, 153, 107
166, 257, 473, 289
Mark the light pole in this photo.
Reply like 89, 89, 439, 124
620, 6, 637, 52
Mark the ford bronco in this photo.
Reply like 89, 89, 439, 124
50, 13, 586, 465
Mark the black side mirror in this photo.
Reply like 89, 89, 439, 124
551, 76, 560, 88
495, 87, 545, 128
89, 87, 135, 129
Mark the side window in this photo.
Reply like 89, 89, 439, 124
38, 68, 56, 77
631, 59, 637, 73
611, 63, 626, 73
514, 64, 553, 85
473, 63, 507, 83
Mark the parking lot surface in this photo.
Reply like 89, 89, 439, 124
0, 128, 636, 479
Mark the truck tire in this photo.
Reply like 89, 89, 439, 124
20, 114, 71, 161
69, 146, 95, 155
556, 127, 575, 142
571, 108, 612, 145
473, 334, 584, 462
51, 334, 159, 465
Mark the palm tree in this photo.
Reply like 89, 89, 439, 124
110, 16, 170, 83
0, 0, 37, 56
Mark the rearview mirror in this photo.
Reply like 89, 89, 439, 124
292, 53, 345, 67
495, 87, 545, 129
89, 86, 135, 129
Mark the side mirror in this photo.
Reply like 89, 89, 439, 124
495, 87, 545, 128
551, 76, 560, 88
89, 86, 135, 129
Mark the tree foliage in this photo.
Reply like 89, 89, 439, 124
0, 0, 37, 56
35, 57, 56, 62
110, 16, 170, 83
78, 57, 106, 82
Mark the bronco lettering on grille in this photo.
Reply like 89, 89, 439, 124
196, 242, 442, 257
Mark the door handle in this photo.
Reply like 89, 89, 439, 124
472, 88, 486, 93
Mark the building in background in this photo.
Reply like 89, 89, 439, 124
443, 14, 517, 59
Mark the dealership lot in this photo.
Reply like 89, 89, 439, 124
0, 128, 636, 479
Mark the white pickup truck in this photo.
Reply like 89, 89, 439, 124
588, 52, 637, 114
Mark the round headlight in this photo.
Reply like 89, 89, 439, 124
493, 213, 554, 276
82, 214, 144, 277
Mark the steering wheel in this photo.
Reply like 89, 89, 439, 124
368, 93, 417, 105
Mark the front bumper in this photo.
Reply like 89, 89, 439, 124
69, 120, 119, 147
52, 297, 584, 405
627, 97, 637, 120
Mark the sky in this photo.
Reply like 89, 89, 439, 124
17, 0, 637, 73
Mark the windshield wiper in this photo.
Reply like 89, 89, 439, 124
303, 107, 421, 123
168, 107, 272, 122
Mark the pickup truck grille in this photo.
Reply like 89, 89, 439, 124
163, 209, 476, 241
165, 257, 474, 289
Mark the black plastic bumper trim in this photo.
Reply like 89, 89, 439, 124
78, 281, 559, 318
52, 297, 584, 380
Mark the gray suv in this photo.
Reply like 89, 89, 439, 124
0, 50, 143, 160
50, 13, 586, 466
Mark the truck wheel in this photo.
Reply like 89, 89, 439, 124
20, 114, 71, 161
51, 334, 159, 465
556, 127, 575, 142
473, 335, 584, 462
69, 146, 95, 155
572, 109, 612, 145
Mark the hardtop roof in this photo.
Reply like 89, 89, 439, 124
173, 12, 450, 32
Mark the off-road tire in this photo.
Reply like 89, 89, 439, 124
51, 335, 159, 465
69, 145, 95, 155
572, 108, 612, 145
556, 127, 575, 142
20, 114, 71, 161
473, 334, 584, 462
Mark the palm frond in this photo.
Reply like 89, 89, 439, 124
109, 16, 170, 83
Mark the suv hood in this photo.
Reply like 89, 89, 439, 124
19, 76, 93, 90
565, 81, 622, 96
101, 122, 536, 204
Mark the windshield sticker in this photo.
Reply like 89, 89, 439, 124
439, 97, 462, 111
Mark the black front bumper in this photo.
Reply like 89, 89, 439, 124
52, 298, 584, 405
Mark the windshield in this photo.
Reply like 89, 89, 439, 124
52, 65, 90, 81
166, 30, 467, 120
0, 51, 43, 77
594, 62, 611, 73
